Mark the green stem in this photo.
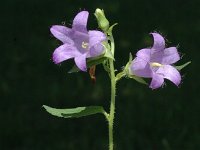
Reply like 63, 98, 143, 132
108, 34, 116, 150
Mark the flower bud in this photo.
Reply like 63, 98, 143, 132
94, 8, 109, 32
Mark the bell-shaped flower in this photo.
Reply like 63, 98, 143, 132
50, 11, 106, 71
130, 33, 181, 89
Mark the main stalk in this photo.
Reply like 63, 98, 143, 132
108, 34, 116, 150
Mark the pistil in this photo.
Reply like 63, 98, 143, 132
82, 41, 89, 49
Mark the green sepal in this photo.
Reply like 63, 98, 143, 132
175, 61, 191, 71
103, 44, 114, 60
43, 105, 106, 118
124, 53, 133, 74
128, 75, 148, 85
123, 54, 147, 85
115, 71, 126, 82
115, 53, 133, 82
102, 60, 110, 73
107, 23, 118, 36
128, 53, 133, 63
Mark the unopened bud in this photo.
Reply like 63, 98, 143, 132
94, 8, 109, 32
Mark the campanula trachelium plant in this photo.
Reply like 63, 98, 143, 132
44, 9, 190, 150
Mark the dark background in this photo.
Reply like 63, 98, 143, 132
1, 0, 199, 149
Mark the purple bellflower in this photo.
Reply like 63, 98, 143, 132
50, 11, 106, 71
130, 33, 181, 89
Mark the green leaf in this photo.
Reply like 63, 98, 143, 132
68, 57, 107, 73
129, 75, 147, 85
175, 61, 191, 71
43, 105, 106, 118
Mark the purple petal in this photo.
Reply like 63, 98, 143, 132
150, 73, 164, 89
88, 30, 106, 57
136, 48, 151, 61
50, 25, 74, 44
156, 65, 181, 86
151, 33, 165, 50
74, 53, 87, 71
53, 44, 80, 64
89, 44, 104, 57
89, 31, 106, 47
162, 47, 180, 64
72, 11, 89, 33
151, 47, 180, 65
130, 57, 152, 78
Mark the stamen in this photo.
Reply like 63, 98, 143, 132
150, 62, 163, 67
82, 42, 89, 49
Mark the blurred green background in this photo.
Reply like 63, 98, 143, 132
0, 0, 199, 149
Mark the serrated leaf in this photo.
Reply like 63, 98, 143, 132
68, 57, 107, 73
43, 105, 106, 118
175, 61, 191, 71
129, 75, 147, 85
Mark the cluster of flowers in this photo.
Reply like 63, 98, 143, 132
50, 10, 181, 89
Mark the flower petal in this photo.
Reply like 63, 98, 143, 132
50, 25, 74, 44
151, 47, 180, 65
73, 11, 89, 33
136, 48, 151, 61
89, 44, 104, 57
89, 30, 106, 47
150, 73, 164, 89
53, 44, 80, 64
130, 57, 152, 78
162, 47, 180, 64
151, 33, 165, 50
156, 65, 181, 86
88, 30, 106, 57
74, 53, 87, 71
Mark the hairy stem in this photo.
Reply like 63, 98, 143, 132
108, 34, 116, 150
